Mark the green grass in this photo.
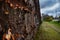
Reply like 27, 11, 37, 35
49, 21, 60, 28
34, 22, 60, 40
34, 25, 41, 40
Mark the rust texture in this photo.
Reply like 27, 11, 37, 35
0, 0, 41, 40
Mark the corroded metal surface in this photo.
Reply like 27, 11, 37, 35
0, 0, 41, 40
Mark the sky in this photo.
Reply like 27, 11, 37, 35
39, 0, 60, 17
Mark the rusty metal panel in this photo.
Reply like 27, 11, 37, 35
0, 0, 41, 40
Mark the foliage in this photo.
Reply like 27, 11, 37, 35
58, 16, 60, 22
42, 14, 53, 22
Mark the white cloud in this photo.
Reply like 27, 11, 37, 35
41, 3, 60, 13
39, 0, 48, 3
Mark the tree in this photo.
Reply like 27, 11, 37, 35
58, 16, 60, 22
42, 14, 53, 22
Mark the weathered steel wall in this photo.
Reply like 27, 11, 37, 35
0, 0, 41, 40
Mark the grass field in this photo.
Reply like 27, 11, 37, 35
35, 21, 60, 40
49, 21, 60, 28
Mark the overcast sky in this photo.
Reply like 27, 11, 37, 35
39, 0, 60, 17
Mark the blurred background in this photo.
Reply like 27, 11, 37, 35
35, 0, 60, 40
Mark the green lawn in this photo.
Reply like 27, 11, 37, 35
49, 21, 60, 28
35, 21, 60, 40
